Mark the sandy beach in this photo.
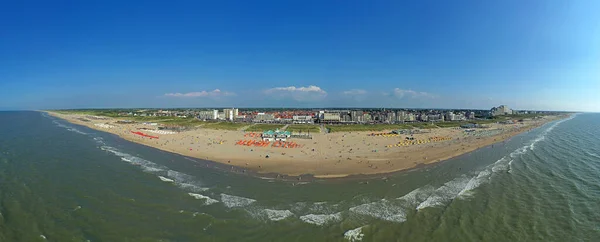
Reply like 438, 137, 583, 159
47, 112, 563, 178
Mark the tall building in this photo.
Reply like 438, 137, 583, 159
197, 110, 218, 120
322, 113, 341, 122
223, 108, 238, 121
445, 112, 455, 121
467, 111, 475, 119
491, 105, 513, 116
396, 111, 406, 122
386, 112, 396, 123
350, 110, 363, 123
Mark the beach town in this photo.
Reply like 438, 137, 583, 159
48, 106, 565, 178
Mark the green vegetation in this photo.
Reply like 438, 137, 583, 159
245, 124, 285, 132
407, 123, 438, 129
326, 124, 415, 132
434, 122, 464, 128
202, 122, 248, 130
286, 124, 321, 133
154, 118, 206, 127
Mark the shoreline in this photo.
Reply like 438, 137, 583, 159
45, 111, 565, 179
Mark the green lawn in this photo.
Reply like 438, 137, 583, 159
286, 124, 321, 133
245, 124, 285, 132
326, 124, 415, 132
202, 122, 249, 130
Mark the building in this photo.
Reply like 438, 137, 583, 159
197, 110, 218, 120
395, 111, 406, 122
491, 105, 513, 116
253, 113, 275, 123
293, 115, 313, 124
386, 112, 396, 123
467, 111, 475, 119
350, 110, 364, 123
262, 130, 291, 142
223, 108, 238, 121
340, 112, 352, 123
321, 113, 341, 122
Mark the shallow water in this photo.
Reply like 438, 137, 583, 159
0, 111, 598, 241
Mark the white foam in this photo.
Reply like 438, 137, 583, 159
188, 193, 219, 205
101, 146, 209, 192
349, 199, 406, 223
344, 226, 365, 241
220, 194, 256, 208
417, 177, 470, 210
458, 169, 492, 197
299, 212, 342, 226
158, 176, 174, 182
263, 209, 294, 221
179, 183, 209, 192
396, 186, 435, 206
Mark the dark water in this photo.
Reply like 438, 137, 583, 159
0, 111, 598, 241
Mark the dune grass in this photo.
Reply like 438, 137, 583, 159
202, 122, 248, 130
326, 124, 416, 132
286, 124, 321, 133
245, 124, 286, 132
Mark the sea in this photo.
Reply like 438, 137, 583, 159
0, 111, 598, 241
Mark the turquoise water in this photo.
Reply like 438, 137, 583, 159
0, 111, 598, 241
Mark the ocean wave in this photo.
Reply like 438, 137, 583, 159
52, 120, 89, 135
299, 212, 342, 226
220, 194, 256, 208
289, 201, 340, 215
93, 137, 106, 145
587, 152, 600, 159
158, 176, 174, 182
455, 119, 574, 197
263, 209, 294, 221
100, 146, 208, 192
344, 226, 365, 241
458, 169, 492, 197
188, 193, 219, 205
349, 199, 406, 223
397, 186, 436, 206
417, 176, 470, 210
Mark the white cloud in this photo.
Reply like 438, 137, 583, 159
264, 85, 327, 102
392, 88, 436, 99
266, 85, 327, 94
342, 89, 367, 95
164, 89, 235, 98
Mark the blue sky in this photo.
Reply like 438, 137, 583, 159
1, 0, 599, 111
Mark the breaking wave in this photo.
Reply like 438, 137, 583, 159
52, 120, 88, 135
344, 226, 365, 241
349, 199, 407, 223
417, 176, 470, 210
299, 212, 342, 226
220, 194, 256, 208
100, 146, 208, 193
158, 176, 174, 182
188, 193, 219, 205
264, 209, 294, 221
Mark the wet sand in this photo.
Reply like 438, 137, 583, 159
47, 112, 562, 178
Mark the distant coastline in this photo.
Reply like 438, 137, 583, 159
46, 111, 565, 178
